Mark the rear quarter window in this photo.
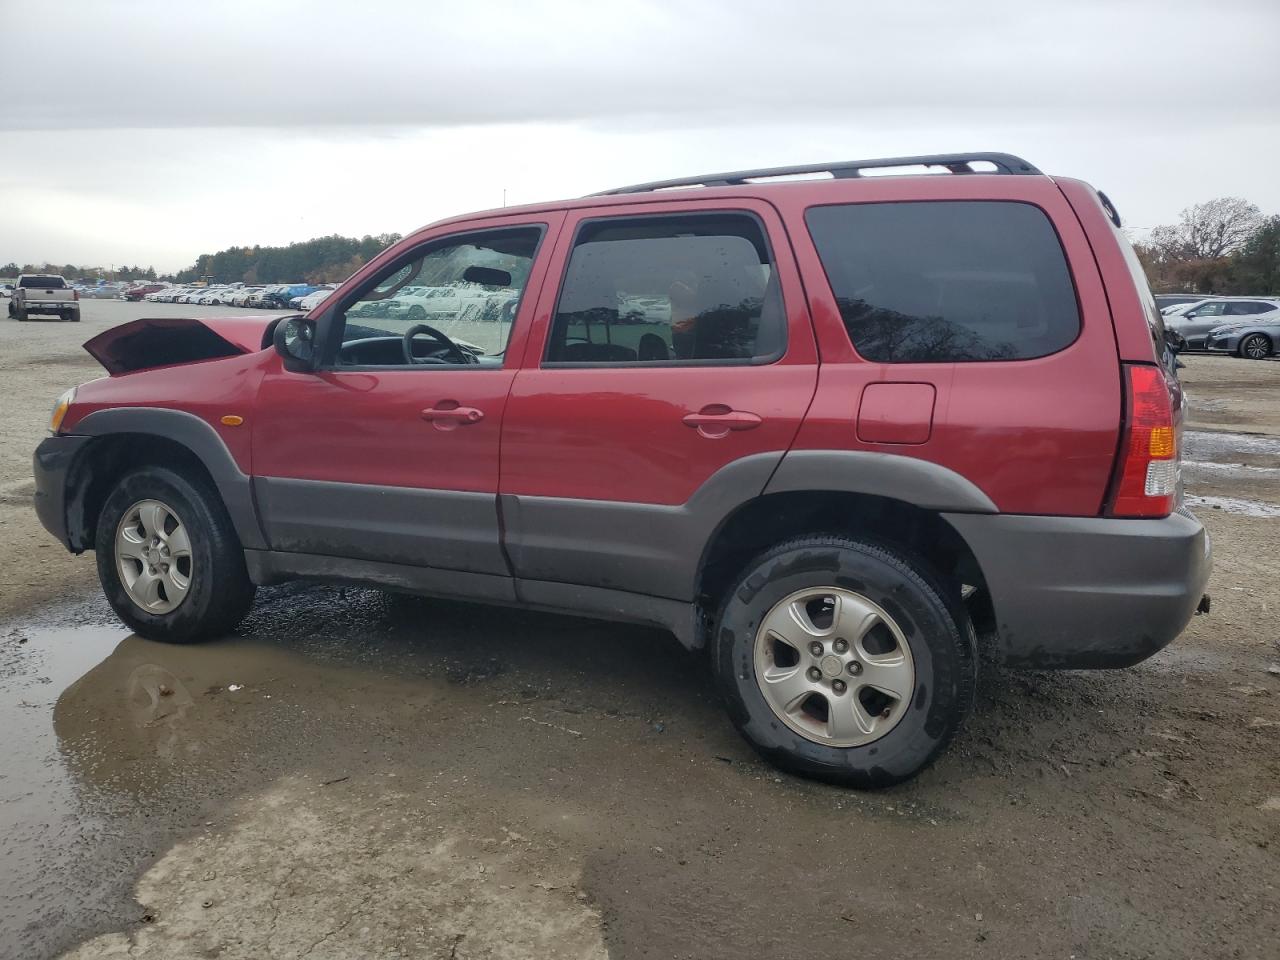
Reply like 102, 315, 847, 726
805, 201, 1080, 362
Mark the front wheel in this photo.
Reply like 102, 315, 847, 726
713, 536, 975, 788
95, 467, 256, 643
1239, 333, 1272, 360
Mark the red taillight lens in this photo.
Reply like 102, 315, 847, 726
73, 290, 80, 301
1109, 363, 1178, 517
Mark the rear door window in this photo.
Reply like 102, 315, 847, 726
544, 213, 785, 364
1226, 301, 1274, 316
805, 201, 1081, 362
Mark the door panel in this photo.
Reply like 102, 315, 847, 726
251, 366, 517, 572
500, 199, 818, 600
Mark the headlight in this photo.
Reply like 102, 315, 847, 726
49, 387, 76, 435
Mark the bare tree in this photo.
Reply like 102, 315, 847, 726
1150, 197, 1263, 261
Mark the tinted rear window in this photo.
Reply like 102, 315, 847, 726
20, 276, 66, 288
806, 201, 1080, 362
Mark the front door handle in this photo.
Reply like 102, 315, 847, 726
682, 405, 763, 439
421, 403, 484, 430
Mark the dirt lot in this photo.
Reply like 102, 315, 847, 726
1, 300, 1278, 960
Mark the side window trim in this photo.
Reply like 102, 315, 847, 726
316, 223, 548, 370
540, 209, 788, 368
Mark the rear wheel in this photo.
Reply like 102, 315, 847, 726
713, 535, 975, 788
95, 467, 255, 643
1239, 333, 1272, 360
15, 306, 27, 322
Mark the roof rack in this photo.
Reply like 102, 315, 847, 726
592, 152, 1042, 196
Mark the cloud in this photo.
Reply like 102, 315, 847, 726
4, 0, 1277, 131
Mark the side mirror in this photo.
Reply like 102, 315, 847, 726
273, 316, 317, 373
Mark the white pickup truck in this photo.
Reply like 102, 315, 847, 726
8, 274, 80, 322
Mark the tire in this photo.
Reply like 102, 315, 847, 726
15, 306, 27, 322
713, 535, 976, 788
94, 466, 256, 643
68, 309, 81, 323
1238, 333, 1271, 360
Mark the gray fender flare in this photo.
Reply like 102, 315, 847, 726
764, 450, 998, 513
72, 407, 267, 549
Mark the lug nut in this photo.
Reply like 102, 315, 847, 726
832, 679, 847, 694
833, 638, 848, 654
847, 661, 863, 676
807, 667, 822, 682
808, 642, 823, 657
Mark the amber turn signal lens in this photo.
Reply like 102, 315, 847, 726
49, 388, 76, 435
220, 415, 244, 427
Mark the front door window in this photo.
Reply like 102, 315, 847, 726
334, 227, 543, 366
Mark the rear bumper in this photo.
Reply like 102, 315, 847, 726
33, 435, 91, 550
20, 301, 78, 313
945, 509, 1211, 668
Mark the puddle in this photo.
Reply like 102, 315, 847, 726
1185, 494, 1280, 518
1183, 430, 1280, 459
0, 623, 127, 955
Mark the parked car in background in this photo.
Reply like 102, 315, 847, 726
1154, 294, 1203, 311
124, 283, 166, 301
230, 287, 262, 307
8, 274, 80, 321
33, 152, 1210, 788
297, 288, 335, 311
1166, 298, 1280, 349
1205, 306, 1280, 359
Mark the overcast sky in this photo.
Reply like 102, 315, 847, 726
2, 0, 1277, 272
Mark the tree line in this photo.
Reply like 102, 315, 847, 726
8, 208, 1275, 295
173, 233, 403, 285
1, 262, 159, 281
1, 233, 402, 285
1134, 198, 1278, 295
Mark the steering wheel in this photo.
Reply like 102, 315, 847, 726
402, 323, 471, 365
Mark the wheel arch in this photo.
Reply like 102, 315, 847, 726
694, 488, 995, 649
65, 408, 266, 551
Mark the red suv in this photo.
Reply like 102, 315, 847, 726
33, 153, 1211, 786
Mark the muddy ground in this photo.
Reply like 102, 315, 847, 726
1, 300, 1277, 960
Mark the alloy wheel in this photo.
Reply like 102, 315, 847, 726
1242, 335, 1269, 360
753, 587, 916, 747
114, 499, 194, 613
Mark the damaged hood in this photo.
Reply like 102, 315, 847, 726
83, 316, 279, 375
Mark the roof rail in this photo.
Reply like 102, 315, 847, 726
592, 152, 1042, 196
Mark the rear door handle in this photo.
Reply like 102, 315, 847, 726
682, 405, 763, 438
421, 404, 484, 429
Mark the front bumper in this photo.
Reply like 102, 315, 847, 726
33, 435, 92, 550
945, 509, 1211, 668
1205, 333, 1239, 352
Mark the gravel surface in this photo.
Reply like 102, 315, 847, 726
1, 300, 1277, 959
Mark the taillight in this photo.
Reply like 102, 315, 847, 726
1108, 363, 1178, 517
73, 290, 80, 301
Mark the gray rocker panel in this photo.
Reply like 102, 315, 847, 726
253, 476, 509, 576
